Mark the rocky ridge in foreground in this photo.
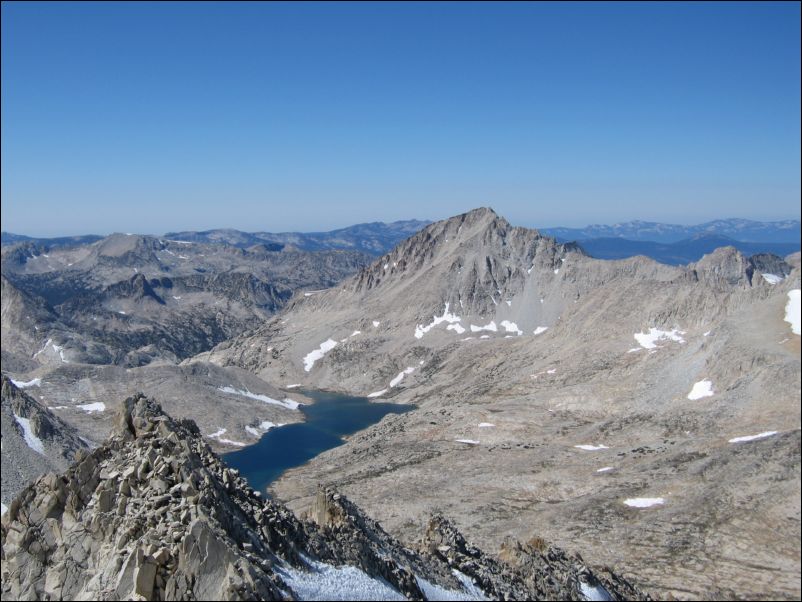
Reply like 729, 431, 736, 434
1, 394, 649, 601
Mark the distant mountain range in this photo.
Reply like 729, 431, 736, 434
540, 218, 800, 244
3, 217, 799, 264
163, 219, 431, 255
574, 233, 799, 265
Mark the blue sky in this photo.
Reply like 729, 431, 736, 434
2, 2, 800, 236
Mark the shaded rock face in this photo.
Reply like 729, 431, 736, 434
1, 395, 650, 601
1, 377, 89, 506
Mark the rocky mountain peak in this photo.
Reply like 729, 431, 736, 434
690, 246, 755, 287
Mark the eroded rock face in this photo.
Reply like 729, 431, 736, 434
1, 394, 649, 600
1, 377, 89, 506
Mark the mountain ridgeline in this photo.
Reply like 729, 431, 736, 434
1, 208, 800, 600
198, 207, 800, 600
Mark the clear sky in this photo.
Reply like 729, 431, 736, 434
2, 1, 800, 236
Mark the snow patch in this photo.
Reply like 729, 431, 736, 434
785, 290, 800, 335
451, 570, 488, 600
415, 303, 462, 339
349, 330, 361, 338
447, 323, 466, 334
245, 422, 282, 438
634, 328, 685, 349
580, 580, 613, 601
500, 320, 522, 336
286, 384, 301, 389
277, 555, 405, 601
415, 576, 484, 601
574, 444, 609, 451
10, 378, 41, 389
303, 339, 338, 372
762, 273, 783, 284
470, 321, 497, 333
218, 386, 301, 410
0, 503, 7, 517
624, 497, 665, 508
687, 379, 714, 400
76, 402, 106, 414
596, 466, 614, 473
533, 326, 548, 335
372, 320, 381, 327
455, 439, 480, 445
478, 423, 495, 428
728, 431, 778, 443
367, 389, 388, 398
390, 367, 415, 388
14, 415, 45, 455
207, 428, 247, 447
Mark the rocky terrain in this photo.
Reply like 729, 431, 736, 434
1, 394, 650, 600
197, 208, 801, 600
1, 233, 369, 369
1, 377, 90, 513
2, 208, 799, 600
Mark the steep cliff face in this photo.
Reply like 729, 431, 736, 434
1, 394, 649, 601
1, 377, 89, 508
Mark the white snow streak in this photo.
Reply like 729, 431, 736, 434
367, 389, 388, 398
76, 402, 106, 414
415, 303, 462, 339
478, 423, 495, 428
455, 439, 480, 445
533, 326, 548, 335
762, 273, 783, 284
574, 444, 609, 451
596, 466, 614, 473
447, 323, 466, 334
218, 386, 300, 410
415, 576, 483, 601
728, 431, 778, 443
14, 415, 45, 455
785, 290, 801, 335
687, 379, 714, 400
624, 497, 665, 508
451, 570, 489, 600
303, 339, 338, 372
10, 378, 41, 389
390, 367, 415, 388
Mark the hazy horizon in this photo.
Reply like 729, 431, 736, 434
2, 210, 800, 240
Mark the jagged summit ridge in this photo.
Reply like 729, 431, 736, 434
1, 393, 650, 601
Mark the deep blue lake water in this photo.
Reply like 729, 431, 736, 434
223, 389, 412, 494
